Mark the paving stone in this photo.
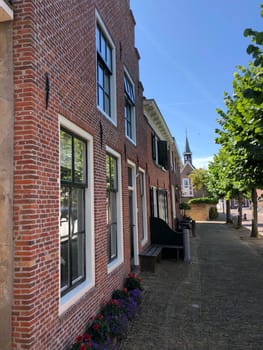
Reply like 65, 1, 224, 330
119, 220, 263, 350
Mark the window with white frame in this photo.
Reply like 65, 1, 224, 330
106, 154, 118, 262
157, 189, 168, 223
106, 150, 123, 268
96, 16, 116, 122
139, 170, 147, 242
124, 72, 136, 143
59, 120, 94, 302
183, 178, 189, 189
182, 178, 193, 197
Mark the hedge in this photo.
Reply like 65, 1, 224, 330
188, 197, 218, 205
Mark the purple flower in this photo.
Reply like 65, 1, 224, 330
119, 297, 137, 320
129, 288, 142, 304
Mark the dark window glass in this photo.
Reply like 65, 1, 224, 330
97, 25, 112, 117
124, 74, 135, 140
125, 101, 132, 139
158, 140, 168, 169
60, 130, 72, 182
106, 154, 118, 262
60, 129, 87, 296
128, 167, 133, 187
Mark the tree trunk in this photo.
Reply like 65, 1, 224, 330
237, 192, 243, 228
251, 187, 258, 237
226, 199, 231, 223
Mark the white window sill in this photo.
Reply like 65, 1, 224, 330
97, 106, 117, 127
59, 278, 95, 315
107, 256, 123, 274
125, 135, 136, 146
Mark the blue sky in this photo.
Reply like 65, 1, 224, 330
130, 0, 262, 168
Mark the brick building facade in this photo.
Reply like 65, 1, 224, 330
0, 1, 182, 349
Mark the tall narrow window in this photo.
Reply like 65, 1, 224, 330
106, 154, 118, 262
96, 24, 113, 118
124, 72, 136, 143
60, 129, 87, 296
158, 189, 168, 223
139, 171, 147, 242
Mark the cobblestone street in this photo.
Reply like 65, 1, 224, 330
119, 219, 263, 350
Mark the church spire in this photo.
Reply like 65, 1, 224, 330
183, 135, 192, 165
184, 135, 191, 154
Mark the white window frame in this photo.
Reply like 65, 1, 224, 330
124, 68, 136, 145
106, 146, 124, 273
157, 188, 168, 223
139, 167, 148, 246
183, 178, 189, 189
59, 115, 95, 315
127, 160, 139, 266
96, 11, 117, 125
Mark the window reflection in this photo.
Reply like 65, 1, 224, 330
60, 128, 87, 296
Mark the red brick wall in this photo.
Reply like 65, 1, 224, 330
12, 1, 142, 349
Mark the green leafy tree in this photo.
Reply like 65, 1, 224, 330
189, 168, 208, 197
215, 62, 263, 236
244, 4, 263, 68
207, 149, 242, 224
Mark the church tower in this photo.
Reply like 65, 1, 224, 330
183, 136, 192, 165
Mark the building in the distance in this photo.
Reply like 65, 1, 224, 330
180, 136, 195, 201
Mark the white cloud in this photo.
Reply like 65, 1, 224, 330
193, 156, 213, 169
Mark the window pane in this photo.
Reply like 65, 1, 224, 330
124, 74, 135, 104
107, 191, 117, 261
108, 191, 117, 223
108, 222, 117, 260
106, 155, 117, 191
60, 130, 72, 182
104, 94, 110, 116
106, 44, 112, 70
139, 173, 145, 241
101, 34, 106, 60
60, 186, 70, 237
104, 73, 110, 94
106, 154, 118, 263
61, 238, 69, 290
128, 167, 133, 187
157, 140, 168, 169
71, 188, 85, 234
96, 26, 100, 52
74, 138, 86, 184
71, 233, 85, 283
98, 86, 104, 110
98, 64, 104, 86
106, 155, 111, 190
125, 102, 132, 139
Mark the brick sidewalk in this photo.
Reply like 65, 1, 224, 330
119, 221, 263, 350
